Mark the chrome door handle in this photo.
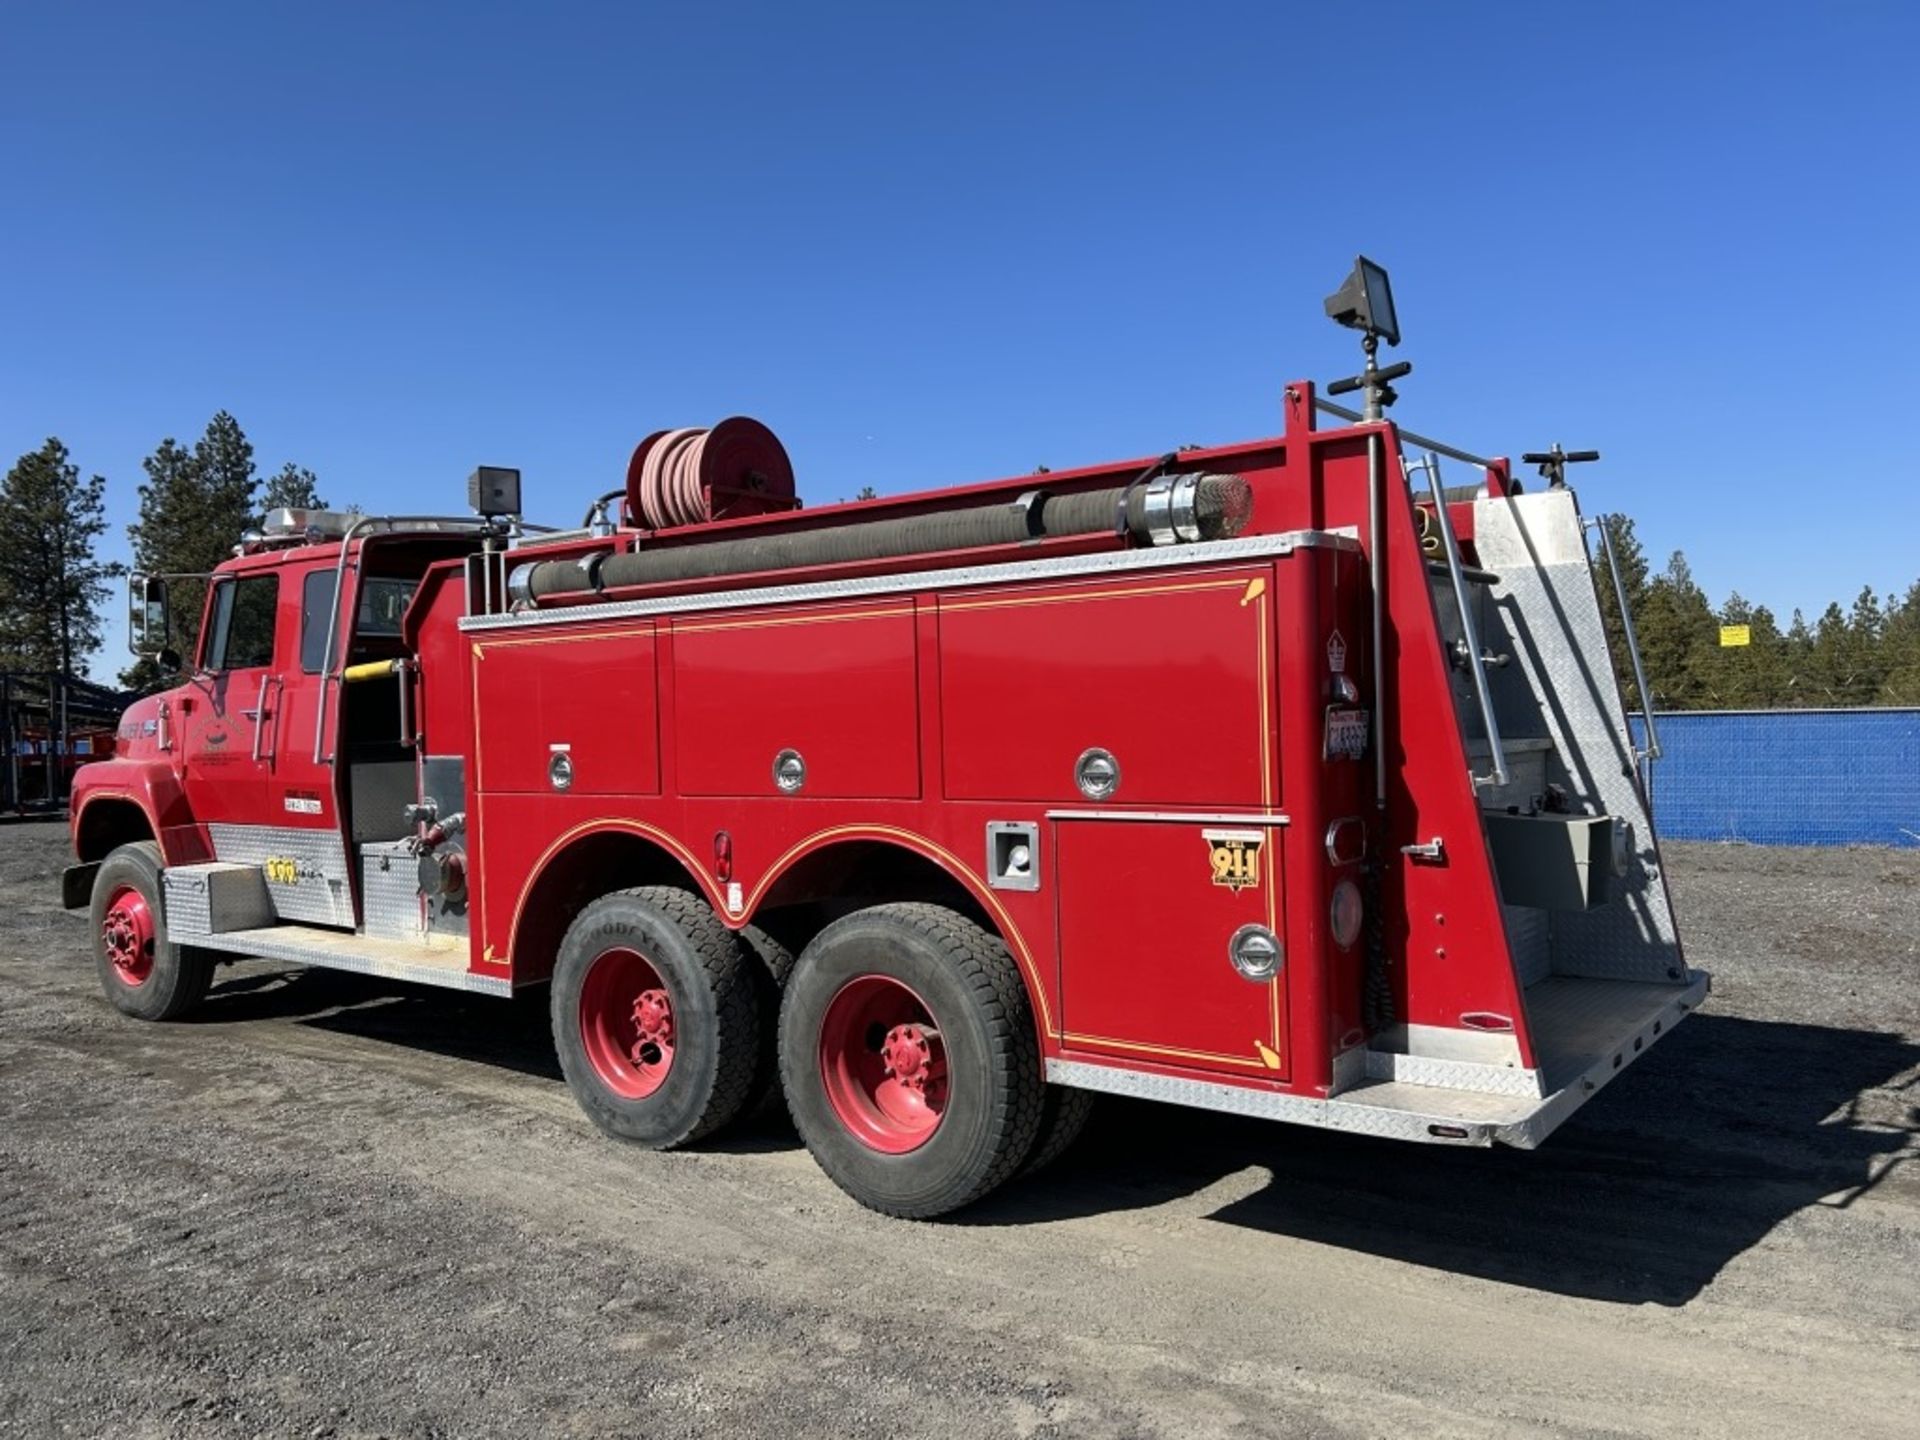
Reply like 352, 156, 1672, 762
249, 674, 273, 760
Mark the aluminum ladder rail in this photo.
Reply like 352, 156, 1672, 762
1584, 513, 1664, 766
1406, 452, 1508, 788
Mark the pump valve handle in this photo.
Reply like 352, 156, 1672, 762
1326, 360, 1413, 397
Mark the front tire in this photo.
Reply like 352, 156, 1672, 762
779, 903, 1043, 1218
551, 886, 762, 1149
89, 841, 214, 1021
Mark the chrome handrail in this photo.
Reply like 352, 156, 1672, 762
1587, 514, 1663, 763
312, 515, 496, 764
1410, 452, 1508, 787
1314, 397, 1497, 472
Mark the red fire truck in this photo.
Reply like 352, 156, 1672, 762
65, 262, 1702, 1217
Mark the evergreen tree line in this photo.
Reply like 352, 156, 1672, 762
0, 412, 324, 690
2, 425, 1917, 713
1592, 515, 1920, 711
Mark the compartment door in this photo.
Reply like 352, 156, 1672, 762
1054, 818, 1287, 1079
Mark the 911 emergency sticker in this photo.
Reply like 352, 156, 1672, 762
1204, 829, 1264, 893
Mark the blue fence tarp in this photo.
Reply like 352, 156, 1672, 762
1629, 709, 1920, 848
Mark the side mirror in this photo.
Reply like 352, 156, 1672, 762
128, 574, 172, 658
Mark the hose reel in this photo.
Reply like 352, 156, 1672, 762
625, 417, 798, 530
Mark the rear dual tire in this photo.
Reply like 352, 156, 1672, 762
554, 890, 1083, 1217
778, 903, 1045, 1219
552, 887, 763, 1149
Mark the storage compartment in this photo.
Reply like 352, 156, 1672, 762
361, 840, 425, 942
162, 863, 274, 937
672, 603, 921, 799
1054, 817, 1287, 1078
1484, 811, 1615, 911
472, 625, 660, 796
939, 569, 1273, 806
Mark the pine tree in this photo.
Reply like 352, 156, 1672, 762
1842, 585, 1887, 703
1634, 550, 1717, 708
122, 413, 260, 687
259, 461, 324, 516
1781, 609, 1814, 706
0, 440, 123, 678
1879, 581, 1920, 705
1807, 601, 1853, 704
1742, 603, 1789, 709
194, 411, 257, 539
1591, 514, 1650, 708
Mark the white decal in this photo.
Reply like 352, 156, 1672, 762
1326, 630, 1347, 673
284, 796, 323, 815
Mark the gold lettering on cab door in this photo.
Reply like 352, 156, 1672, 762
1204, 830, 1263, 893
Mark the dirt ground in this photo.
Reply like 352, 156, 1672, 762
2, 824, 1916, 1440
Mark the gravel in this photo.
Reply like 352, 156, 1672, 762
2, 823, 1917, 1438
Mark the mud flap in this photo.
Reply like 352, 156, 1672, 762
61, 862, 101, 910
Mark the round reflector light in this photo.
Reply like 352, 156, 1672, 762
1329, 879, 1364, 950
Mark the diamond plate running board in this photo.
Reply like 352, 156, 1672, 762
184, 923, 511, 998
1047, 969, 1706, 1148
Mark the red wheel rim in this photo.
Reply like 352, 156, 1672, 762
818, 975, 948, 1154
101, 885, 155, 987
578, 948, 676, 1099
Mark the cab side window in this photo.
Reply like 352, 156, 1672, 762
205, 575, 281, 671
300, 570, 339, 673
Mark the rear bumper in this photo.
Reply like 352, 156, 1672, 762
1047, 969, 1710, 1148
61, 861, 101, 911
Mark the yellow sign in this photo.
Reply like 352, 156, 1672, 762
264, 856, 300, 884
1719, 624, 1751, 648
1205, 830, 1263, 893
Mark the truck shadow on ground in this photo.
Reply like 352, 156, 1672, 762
194, 970, 1917, 1306
973, 1014, 1920, 1305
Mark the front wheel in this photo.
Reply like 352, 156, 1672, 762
89, 841, 214, 1021
778, 903, 1043, 1218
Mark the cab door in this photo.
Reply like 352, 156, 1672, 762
187, 562, 358, 927
177, 570, 279, 824
246, 559, 359, 927
266, 562, 353, 829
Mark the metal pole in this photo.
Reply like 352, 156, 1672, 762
1591, 514, 1663, 762
1368, 429, 1387, 811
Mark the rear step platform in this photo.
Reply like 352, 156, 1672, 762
182, 924, 509, 998
1049, 969, 1706, 1148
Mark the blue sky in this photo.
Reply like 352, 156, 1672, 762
3, 2, 1915, 675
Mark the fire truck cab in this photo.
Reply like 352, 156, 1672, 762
66, 262, 1705, 1218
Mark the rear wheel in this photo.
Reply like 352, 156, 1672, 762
736, 921, 796, 1116
89, 841, 214, 1021
1022, 1084, 1096, 1176
552, 886, 761, 1148
779, 903, 1043, 1218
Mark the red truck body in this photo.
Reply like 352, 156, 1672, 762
66, 365, 1702, 1217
